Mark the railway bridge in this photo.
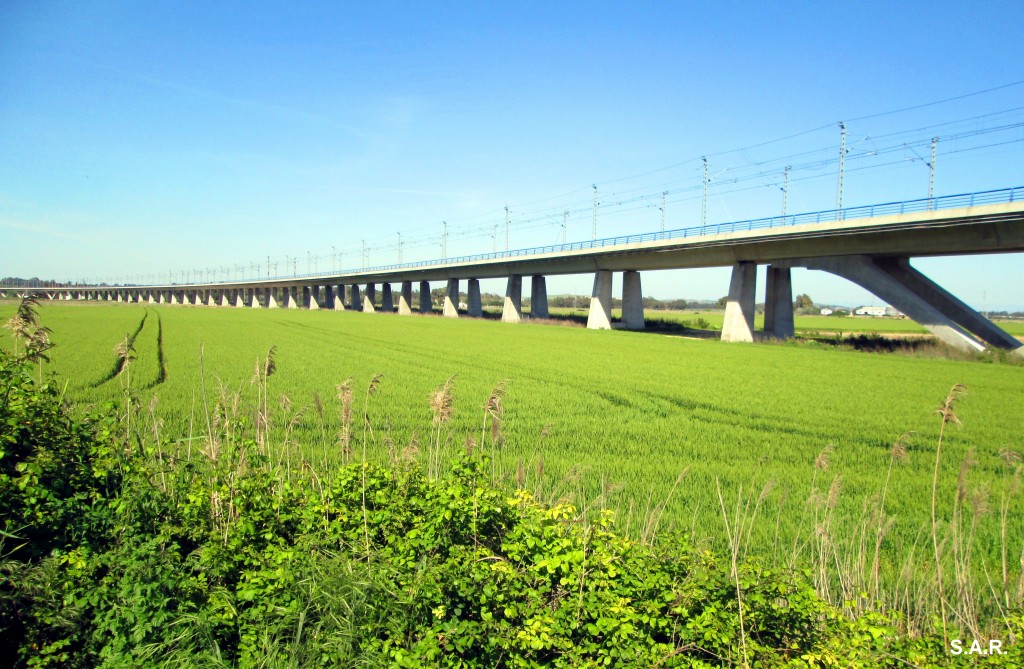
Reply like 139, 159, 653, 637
11, 187, 1024, 355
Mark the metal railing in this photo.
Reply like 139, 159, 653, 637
274, 186, 1022, 283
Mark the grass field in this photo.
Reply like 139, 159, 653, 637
545, 305, 1024, 336
3, 300, 1023, 632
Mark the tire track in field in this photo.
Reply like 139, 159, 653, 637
143, 311, 167, 389
88, 310, 149, 387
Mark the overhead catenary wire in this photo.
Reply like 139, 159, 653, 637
124, 86, 1024, 284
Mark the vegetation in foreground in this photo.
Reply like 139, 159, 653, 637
2, 312, 1021, 668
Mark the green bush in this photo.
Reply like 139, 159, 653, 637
1, 345, 1020, 667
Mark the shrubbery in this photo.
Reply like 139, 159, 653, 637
1, 338, 1020, 666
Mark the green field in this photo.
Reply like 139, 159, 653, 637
3, 300, 1023, 632
545, 305, 1024, 337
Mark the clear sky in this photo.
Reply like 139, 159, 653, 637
2, 1, 1023, 309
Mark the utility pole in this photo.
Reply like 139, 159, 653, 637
701, 158, 709, 227
361, 240, 367, 269
332, 246, 336, 271
660, 191, 667, 231
397, 233, 402, 263
504, 206, 510, 251
928, 136, 938, 204
292, 258, 296, 276
591, 185, 598, 240
492, 224, 498, 252
837, 122, 847, 210
782, 166, 790, 216
442, 221, 448, 259
307, 251, 312, 274
562, 210, 569, 244
266, 257, 271, 278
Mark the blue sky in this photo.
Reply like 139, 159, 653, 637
2, 1, 1023, 309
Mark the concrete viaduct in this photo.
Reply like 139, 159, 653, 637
12, 187, 1024, 356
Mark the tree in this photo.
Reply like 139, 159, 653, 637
716, 296, 729, 308
793, 293, 814, 310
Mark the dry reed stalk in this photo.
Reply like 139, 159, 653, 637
932, 383, 966, 645
337, 378, 354, 465
715, 478, 749, 669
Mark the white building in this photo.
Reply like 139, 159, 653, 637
854, 305, 889, 317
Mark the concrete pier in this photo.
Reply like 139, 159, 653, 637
467, 278, 482, 317
381, 283, 394, 312
874, 257, 1020, 352
235, 289, 247, 308
621, 270, 645, 330
763, 266, 795, 339
333, 285, 346, 311
350, 285, 361, 311
267, 288, 279, 309
586, 270, 613, 330
443, 279, 460, 318
399, 281, 413, 315
303, 286, 319, 310
250, 288, 262, 308
419, 281, 431, 313
363, 284, 376, 313
322, 285, 335, 310
531, 275, 549, 319
799, 255, 990, 353
502, 275, 523, 323
222, 290, 233, 308
721, 262, 757, 342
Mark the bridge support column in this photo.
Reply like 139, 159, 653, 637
764, 266, 795, 339
467, 279, 482, 317
502, 275, 523, 323
722, 262, 757, 342
363, 284, 376, 313
875, 257, 1020, 353
322, 285, 335, 310
531, 276, 549, 319
206, 290, 216, 306
797, 255, 1001, 354
303, 286, 319, 310
350, 285, 361, 311
399, 281, 414, 315
221, 290, 232, 307
586, 270, 613, 330
267, 288, 279, 309
621, 270, 645, 330
381, 283, 394, 312
334, 285, 346, 311
419, 281, 431, 313
250, 288, 262, 308
235, 289, 246, 308
444, 279, 459, 317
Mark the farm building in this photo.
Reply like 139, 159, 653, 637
854, 305, 902, 317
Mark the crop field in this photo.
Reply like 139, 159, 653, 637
545, 306, 1024, 337
3, 300, 1023, 631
